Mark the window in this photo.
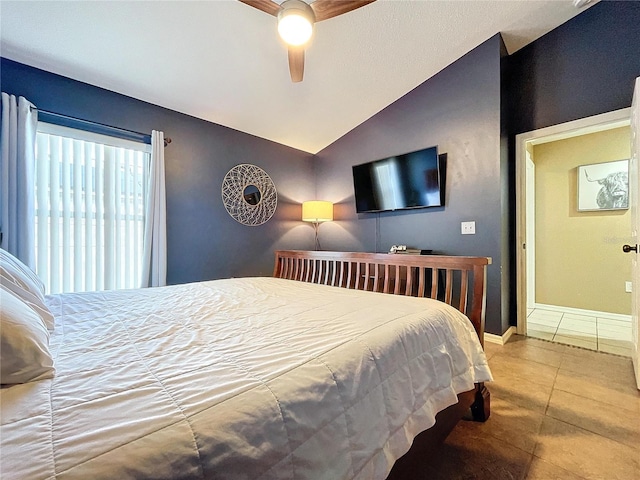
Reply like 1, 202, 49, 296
34, 123, 151, 294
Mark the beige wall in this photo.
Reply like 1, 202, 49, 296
534, 126, 631, 314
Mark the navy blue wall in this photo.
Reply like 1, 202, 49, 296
0, 58, 316, 284
507, 1, 640, 137
314, 36, 508, 335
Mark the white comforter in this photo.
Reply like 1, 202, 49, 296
0, 277, 492, 480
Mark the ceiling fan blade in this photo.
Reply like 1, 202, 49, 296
238, 0, 281, 17
288, 47, 305, 83
310, 0, 376, 22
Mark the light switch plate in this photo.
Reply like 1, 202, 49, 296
461, 221, 476, 235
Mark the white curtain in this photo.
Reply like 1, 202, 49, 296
140, 130, 167, 287
0, 93, 37, 269
35, 123, 149, 294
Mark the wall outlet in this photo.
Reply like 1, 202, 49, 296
461, 221, 476, 235
625, 281, 633, 293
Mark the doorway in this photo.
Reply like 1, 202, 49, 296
516, 108, 632, 355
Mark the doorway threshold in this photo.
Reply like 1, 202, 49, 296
527, 304, 632, 357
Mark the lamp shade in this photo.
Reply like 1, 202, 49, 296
302, 201, 333, 223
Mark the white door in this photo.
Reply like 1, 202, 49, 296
629, 77, 640, 389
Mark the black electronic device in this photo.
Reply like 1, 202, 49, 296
352, 146, 445, 213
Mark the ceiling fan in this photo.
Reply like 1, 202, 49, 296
239, 0, 376, 82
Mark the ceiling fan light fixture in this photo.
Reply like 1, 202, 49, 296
277, 0, 315, 46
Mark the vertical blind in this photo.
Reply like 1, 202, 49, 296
34, 123, 151, 294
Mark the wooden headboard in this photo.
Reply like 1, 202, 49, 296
273, 250, 492, 345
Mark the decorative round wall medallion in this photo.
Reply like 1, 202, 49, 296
221, 164, 277, 226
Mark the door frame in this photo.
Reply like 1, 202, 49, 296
515, 108, 631, 336
525, 153, 535, 310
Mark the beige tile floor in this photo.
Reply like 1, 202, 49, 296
422, 335, 640, 479
527, 307, 633, 357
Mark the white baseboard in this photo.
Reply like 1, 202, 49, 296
485, 326, 517, 345
533, 303, 631, 322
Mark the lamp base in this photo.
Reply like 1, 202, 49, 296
313, 222, 321, 250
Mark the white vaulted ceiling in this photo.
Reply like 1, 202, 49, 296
0, 0, 595, 153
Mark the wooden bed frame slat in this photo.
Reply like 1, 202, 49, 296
404, 266, 412, 296
459, 269, 469, 313
417, 267, 425, 298
430, 268, 438, 299
444, 269, 453, 304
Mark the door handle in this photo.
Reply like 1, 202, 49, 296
622, 244, 638, 253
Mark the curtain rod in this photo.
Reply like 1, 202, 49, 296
31, 107, 172, 147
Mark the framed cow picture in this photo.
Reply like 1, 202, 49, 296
577, 159, 629, 211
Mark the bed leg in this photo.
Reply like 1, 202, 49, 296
470, 382, 490, 422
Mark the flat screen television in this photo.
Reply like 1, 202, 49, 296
352, 146, 445, 213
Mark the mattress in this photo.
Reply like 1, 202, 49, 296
0, 277, 492, 479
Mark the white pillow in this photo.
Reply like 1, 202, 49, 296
0, 249, 54, 331
0, 287, 55, 385
0, 249, 45, 294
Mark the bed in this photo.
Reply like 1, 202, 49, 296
0, 250, 492, 480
